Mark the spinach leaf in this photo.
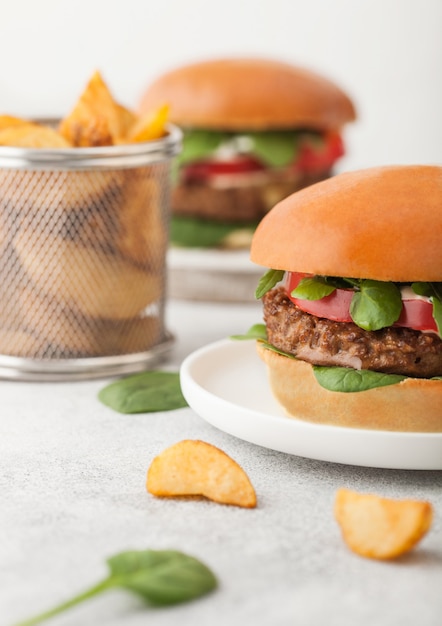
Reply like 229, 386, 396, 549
178, 129, 230, 165
412, 282, 442, 334
313, 365, 406, 392
107, 550, 217, 605
231, 323, 267, 341
255, 269, 285, 299
170, 215, 256, 248
290, 276, 336, 300
15, 549, 217, 625
98, 371, 188, 414
178, 129, 323, 170
248, 131, 300, 168
349, 280, 402, 330
249, 130, 324, 168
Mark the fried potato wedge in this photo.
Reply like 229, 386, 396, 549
334, 488, 433, 560
115, 103, 137, 139
0, 115, 31, 131
59, 70, 127, 146
127, 104, 169, 142
147, 439, 257, 508
0, 124, 71, 148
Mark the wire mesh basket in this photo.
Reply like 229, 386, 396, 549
0, 124, 182, 380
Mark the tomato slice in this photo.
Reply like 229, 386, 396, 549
182, 156, 266, 182
286, 272, 353, 322
396, 298, 438, 333
286, 272, 438, 333
295, 132, 345, 174
182, 132, 345, 182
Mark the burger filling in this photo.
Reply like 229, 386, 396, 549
171, 129, 344, 247
254, 270, 442, 384
263, 287, 442, 379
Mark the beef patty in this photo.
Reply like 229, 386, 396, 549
172, 169, 331, 224
263, 287, 442, 378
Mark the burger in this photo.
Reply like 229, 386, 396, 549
249, 165, 442, 432
139, 58, 356, 248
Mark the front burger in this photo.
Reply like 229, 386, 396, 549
250, 165, 442, 432
139, 58, 356, 248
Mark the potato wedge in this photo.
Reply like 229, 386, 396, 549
147, 440, 257, 508
127, 104, 169, 142
334, 488, 433, 560
0, 115, 31, 131
0, 124, 71, 148
59, 71, 126, 146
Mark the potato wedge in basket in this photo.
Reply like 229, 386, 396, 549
59, 70, 129, 146
0, 123, 70, 148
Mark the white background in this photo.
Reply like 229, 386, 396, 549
0, 0, 441, 172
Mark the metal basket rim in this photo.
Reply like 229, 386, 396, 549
0, 123, 182, 170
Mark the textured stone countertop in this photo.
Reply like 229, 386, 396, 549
1, 299, 441, 626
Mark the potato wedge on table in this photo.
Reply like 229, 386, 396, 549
147, 439, 257, 508
334, 488, 433, 560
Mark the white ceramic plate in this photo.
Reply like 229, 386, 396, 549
180, 339, 442, 470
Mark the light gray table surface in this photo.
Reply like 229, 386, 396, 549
1, 298, 441, 626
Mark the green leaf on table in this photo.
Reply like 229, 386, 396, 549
98, 371, 188, 414
107, 550, 218, 606
15, 549, 217, 626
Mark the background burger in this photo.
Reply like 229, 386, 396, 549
139, 57, 356, 248
249, 165, 442, 432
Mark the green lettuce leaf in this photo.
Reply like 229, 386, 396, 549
170, 216, 256, 248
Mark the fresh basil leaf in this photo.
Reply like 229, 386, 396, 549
107, 550, 217, 606
291, 276, 336, 300
255, 269, 285, 299
98, 371, 188, 414
178, 129, 230, 165
170, 215, 256, 248
349, 280, 402, 330
231, 323, 267, 341
313, 365, 406, 392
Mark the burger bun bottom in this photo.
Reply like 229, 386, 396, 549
257, 342, 442, 433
